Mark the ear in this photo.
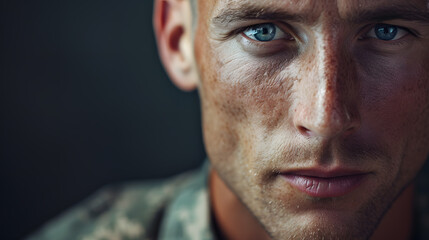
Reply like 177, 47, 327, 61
153, 0, 198, 91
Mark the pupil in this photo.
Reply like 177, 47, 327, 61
375, 24, 398, 41
254, 24, 276, 41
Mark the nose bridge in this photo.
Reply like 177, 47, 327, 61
315, 33, 342, 130
294, 29, 358, 138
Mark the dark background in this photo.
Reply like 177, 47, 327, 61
1, 1, 205, 239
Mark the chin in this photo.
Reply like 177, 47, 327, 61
249, 180, 397, 240
265, 212, 379, 240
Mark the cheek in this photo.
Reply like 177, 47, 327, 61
205, 49, 296, 130
195, 39, 298, 163
357, 48, 429, 172
358, 49, 427, 125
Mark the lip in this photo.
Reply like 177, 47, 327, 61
280, 169, 369, 198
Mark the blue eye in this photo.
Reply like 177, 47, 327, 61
374, 24, 398, 40
243, 23, 288, 42
366, 24, 408, 41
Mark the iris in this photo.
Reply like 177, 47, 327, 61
246, 23, 277, 41
374, 24, 398, 41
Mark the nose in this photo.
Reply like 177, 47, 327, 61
293, 39, 360, 139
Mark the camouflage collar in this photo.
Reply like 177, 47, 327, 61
159, 161, 216, 240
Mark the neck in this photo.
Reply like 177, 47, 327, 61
210, 169, 271, 240
210, 169, 415, 240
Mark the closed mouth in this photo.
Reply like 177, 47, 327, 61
280, 170, 369, 198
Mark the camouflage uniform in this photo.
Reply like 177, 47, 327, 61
27, 162, 215, 240
27, 160, 429, 240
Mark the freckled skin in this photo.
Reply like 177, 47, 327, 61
192, 0, 429, 239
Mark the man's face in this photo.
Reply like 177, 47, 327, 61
192, 0, 429, 239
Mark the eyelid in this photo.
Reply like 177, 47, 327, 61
360, 24, 412, 41
242, 22, 298, 42
219, 21, 297, 41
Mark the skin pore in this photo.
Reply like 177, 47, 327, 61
210, 168, 415, 240
196, 1, 429, 239
154, 0, 429, 239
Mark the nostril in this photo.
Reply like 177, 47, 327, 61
298, 126, 312, 136
343, 125, 358, 136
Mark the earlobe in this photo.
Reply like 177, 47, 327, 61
153, 0, 198, 91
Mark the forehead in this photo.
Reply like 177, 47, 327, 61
202, 0, 429, 22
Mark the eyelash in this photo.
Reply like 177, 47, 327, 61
231, 23, 416, 43
221, 22, 292, 41
359, 24, 413, 41
241, 23, 294, 42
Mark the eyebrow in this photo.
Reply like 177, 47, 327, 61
212, 4, 429, 27
212, 5, 311, 26
350, 6, 429, 24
